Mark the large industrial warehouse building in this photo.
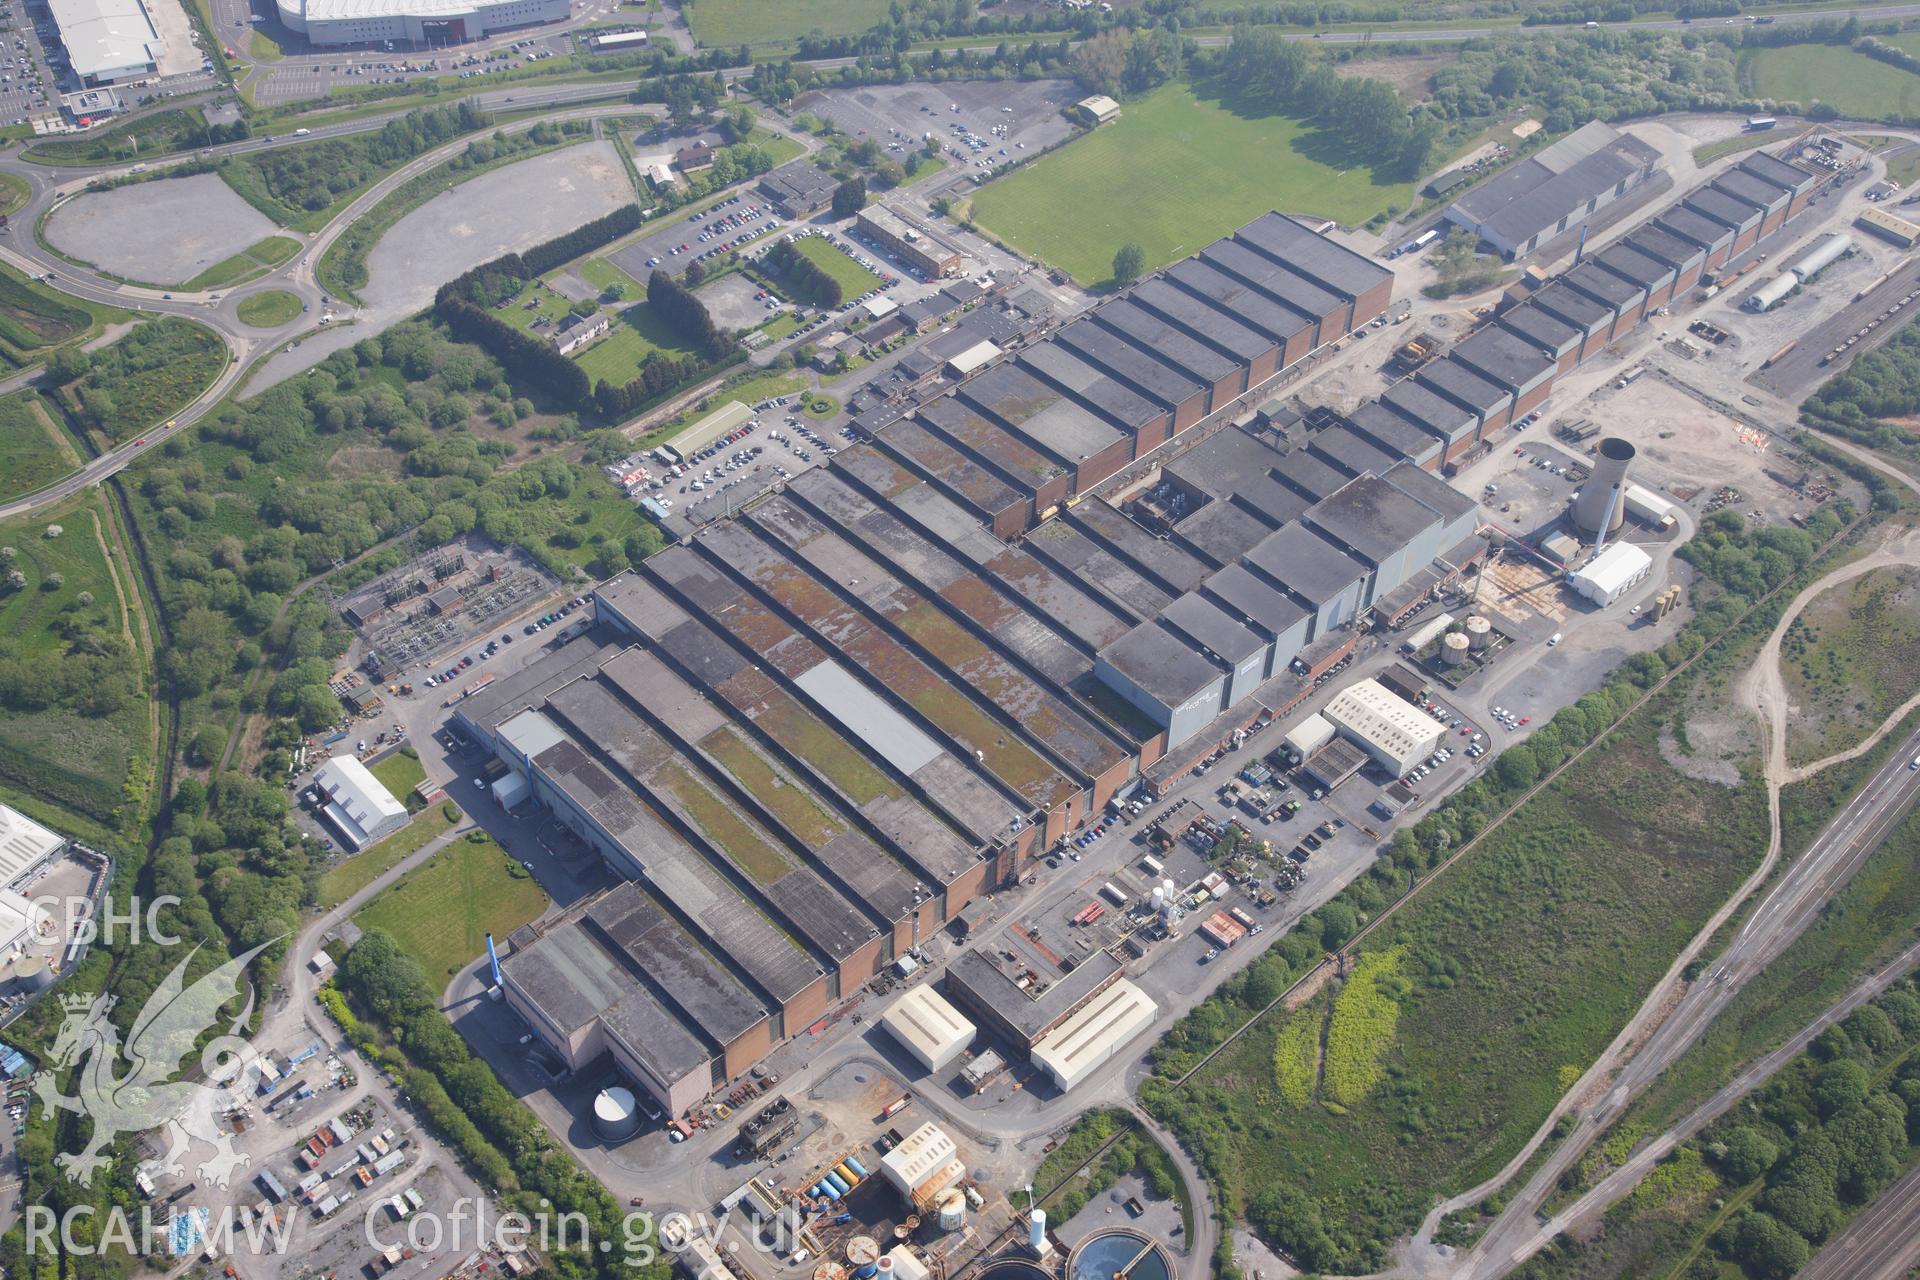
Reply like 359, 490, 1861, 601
47, 0, 157, 84
275, 0, 569, 46
1443, 121, 1662, 260
456, 156, 1825, 1121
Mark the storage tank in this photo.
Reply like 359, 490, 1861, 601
1441, 632, 1470, 666
1028, 1210, 1048, 1254
1572, 437, 1634, 538
1745, 272, 1798, 313
848, 1237, 881, 1279
592, 1087, 640, 1141
1463, 615, 1492, 651
1161, 878, 1175, 899
935, 1187, 967, 1232
814, 1262, 849, 1280
1149, 886, 1165, 913
1791, 233, 1852, 281
13, 956, 52, 992
875, 1256, 895, 1280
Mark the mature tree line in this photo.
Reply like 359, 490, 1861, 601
337, 928, 675, 1280
1214, 28, 1440, 179
229, 99, 492, 216
765, 239, 845, 307
646, 268, 734, 362
1071, 23, 1187, 97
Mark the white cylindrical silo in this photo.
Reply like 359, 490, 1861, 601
1028, 1210, 1047, 1253
935, 1188, 966, 1232
1150, 886, 1165, 912
593, 1087, 640, 1141
1441, 633, 1470, 666
1464, 615, 1492, 651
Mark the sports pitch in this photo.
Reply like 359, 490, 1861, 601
684, 0, 891, 46
968, 80, 1414, 285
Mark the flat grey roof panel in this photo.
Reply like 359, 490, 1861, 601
1027, 519, 1173, 619
917, 393, 1065, 490
1498, 303, 1579, 356
1272, 447, 1350, 502
1593, 241, 1674, 290
1099, 621, 1223, 706
1685, 188, 1763, 231
1528, 281, 1611, 334
1563, 260, 1643, 309
1655, 206, 1736, 252
1713, 170, 1789, 211
1072, 499, 1209, 592
884, 417, 1026, 516
1347, 402, 1438, 464
794, 660, 944, 775
588, 882, 769, 1047
1161, 592, 1264, 665
1417, 357, 1513, 417
1175, 499, 1274, 566
1311, 425, 1399, 478
1162, 425, 1286, 499
1382, 378, 1478, 443
1202, 561, 1309, 636
1450, 325, 1559, 392
1739, 152, 1816, 194
1092, 299, 1238, 384
1243, 522, 1366, 607
1021, 337, 1152, 433
1166, 258, 1311, 343
1382, 459, 1478, 524
1128, 277, 1274, 362
1204, 239, 1340, 324
1306, 474, 1440, 566
1625, 225, 1704, 270
1232, 211, 1391, 300
1055, 315, 1206, 405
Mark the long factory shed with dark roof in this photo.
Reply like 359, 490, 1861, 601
868, 213, 1395, 536
457, 158, 1829, 1120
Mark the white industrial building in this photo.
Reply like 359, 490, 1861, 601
312, 756, 408, 850
880, 1123, 964, 1204
1282, 712, 1335, 762
46, 0, 156, 85
881, 985, 975, 1072
1322, 678, 1444, 776
0, 804, 66, 888
274, 0, 569, 48
1028, 979, 1158, 1093
0, 889, 38, 956
1571, 541, 1653, 607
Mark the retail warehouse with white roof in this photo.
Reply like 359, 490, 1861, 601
275, 0, 568, 46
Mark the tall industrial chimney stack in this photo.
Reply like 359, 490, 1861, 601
1572, 437, 1635, 543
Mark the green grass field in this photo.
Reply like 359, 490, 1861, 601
1741, 44, 1920, 119
368, 748, 427, 803
184, 236, 302, 291
0, 495, 144, 821
319, 801, 459, 908
683, 0, 890, 46
792, 236, 882, 298
0, 392, 78, 504
235, 289, 304, 328
1780, 566, 1920, 765
969, 79, 1415, 284
0, 173, 29, 217
352, 828, 547, 977
497, 282, 701, 385
1154, 709, 1768, 1269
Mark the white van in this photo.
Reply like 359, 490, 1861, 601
1547, 633, 1562, 646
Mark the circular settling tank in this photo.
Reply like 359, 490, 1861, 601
977, 1261, 1052, 1280
1066, 1228, 1174, 1280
